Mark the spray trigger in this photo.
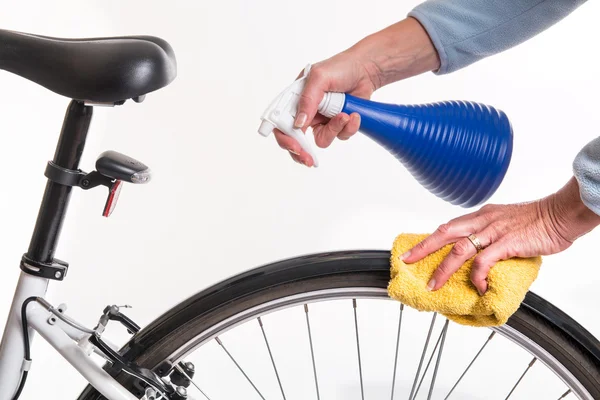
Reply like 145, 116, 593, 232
258, 65, 320, 167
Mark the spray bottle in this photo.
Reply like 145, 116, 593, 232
259, 66, 513, 208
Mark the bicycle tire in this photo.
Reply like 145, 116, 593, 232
77, 250, 600, 399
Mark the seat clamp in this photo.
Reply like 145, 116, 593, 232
20, 254, 69, 281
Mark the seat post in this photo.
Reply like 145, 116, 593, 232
26, 100, 93, 265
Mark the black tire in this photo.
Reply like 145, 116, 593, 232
78, 250, 600, 399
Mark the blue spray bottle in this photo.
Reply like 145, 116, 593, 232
259, 66, 513, 208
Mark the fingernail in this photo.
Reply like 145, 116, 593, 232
477, 288, 485, 296
289, 149, 300, 156
294, 112, 307, 128
341, 115, 350, 124
400, 251, 411, 261
427, 279, 436, 291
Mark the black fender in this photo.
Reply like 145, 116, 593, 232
78, 250, 600, 398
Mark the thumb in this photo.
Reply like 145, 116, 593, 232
294, 68, 328, 130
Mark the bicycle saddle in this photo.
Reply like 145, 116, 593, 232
0, 29, 177, 103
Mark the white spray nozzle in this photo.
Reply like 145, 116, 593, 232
258, 65, 346, 168
258, 120, 276, 137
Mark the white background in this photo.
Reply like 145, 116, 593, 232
0, 0, 598, 398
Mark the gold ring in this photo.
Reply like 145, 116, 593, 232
467, 234, 484, 251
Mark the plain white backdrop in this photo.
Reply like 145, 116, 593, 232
0, 0, 598, 398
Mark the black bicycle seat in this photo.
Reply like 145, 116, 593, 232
0, 29, 177, 103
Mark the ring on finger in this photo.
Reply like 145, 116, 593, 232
467, 234, 484, 252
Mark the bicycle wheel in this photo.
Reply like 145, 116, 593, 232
78, 251, 600, 399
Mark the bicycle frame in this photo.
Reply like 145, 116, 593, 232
0, 101, 136, 400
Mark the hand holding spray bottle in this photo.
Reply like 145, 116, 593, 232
258, 65, 513, 208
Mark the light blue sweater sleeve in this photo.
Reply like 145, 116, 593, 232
408, 0, 600, 215
408, 0, 586, 74
573, 140, 600, 215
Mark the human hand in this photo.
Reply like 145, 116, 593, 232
273, 54, 372, 167
275, 17, 440, 167
401, 177, 600, 295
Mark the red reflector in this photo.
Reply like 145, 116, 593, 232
103, 181, 123, 217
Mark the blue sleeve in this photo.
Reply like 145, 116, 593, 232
408, 0, 587, 74
573, 138, 600, 216
409, 0, 600, 215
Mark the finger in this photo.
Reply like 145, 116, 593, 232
289, 152, 303, 165
274, 129, 302, 154
402, 220, 473, 264
430, 223, 503, 292
313, 113, 350, 148
309, 113, 329, 128
403, 209, 496, 264
447, 206, 496, 227
471, 240, 513, 295
274, 129, 314, 167
428, 237, 483, 291
338, 113, 361, 141
294, 67, 328, 129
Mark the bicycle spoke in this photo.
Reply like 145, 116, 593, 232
558, 389, 571, 399
353, 299, 365, 400
444, 331, 496, 399
408, 312, 438, 400
390, 303, 405, 400
504, 357, 537, 400
151, 290, 586, 400
258, 317, 286, 400
173, 364, 212, 400
411, 321, 446, 400
304, 304, 321, 400
215, 336, 266, 400
427, 319, 449, 400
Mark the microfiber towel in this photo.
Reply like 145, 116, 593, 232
388, 233, 542, 327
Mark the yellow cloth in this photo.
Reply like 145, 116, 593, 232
388, 233, 542, 327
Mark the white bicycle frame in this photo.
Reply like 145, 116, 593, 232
0, 272, 138, 400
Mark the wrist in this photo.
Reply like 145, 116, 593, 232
545, 177, 600, 242
350, 17, 440, 89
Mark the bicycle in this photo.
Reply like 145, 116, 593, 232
0, 29, 599, 400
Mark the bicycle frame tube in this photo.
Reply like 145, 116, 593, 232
0, 273, 49, 399
0, 101, 135, 399
0, 100, 91, 398
0, 272, 137, 400
26, 305, 137, 400
27, 100, 93, 263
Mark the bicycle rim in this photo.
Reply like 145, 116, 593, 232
77, 251, 600, 400
162, 288, 592, 399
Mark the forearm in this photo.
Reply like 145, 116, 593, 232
340, 0, 588, 87
345, 18, 441, 90
409, 0, 588, 74
544, 177, 600, 243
